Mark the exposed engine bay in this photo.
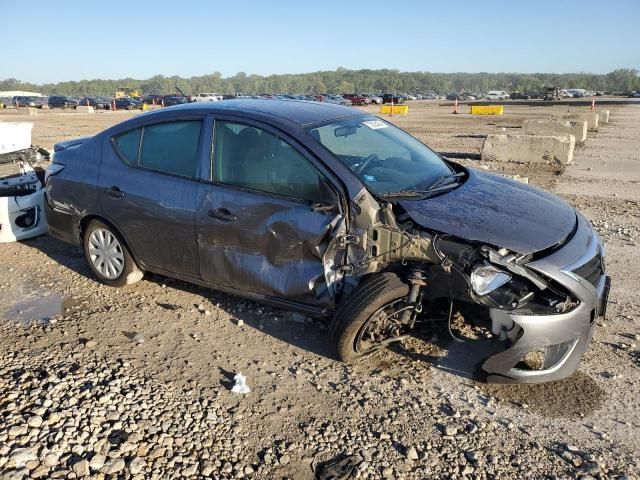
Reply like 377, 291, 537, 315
332, 187, 605, 383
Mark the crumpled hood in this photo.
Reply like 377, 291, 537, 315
400, 168, 577, 254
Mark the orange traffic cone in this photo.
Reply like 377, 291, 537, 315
452, 98, 459, 114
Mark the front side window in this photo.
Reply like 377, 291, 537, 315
213, 121, 328, 203
306, 116, 451, 195
112, 120, 202, 177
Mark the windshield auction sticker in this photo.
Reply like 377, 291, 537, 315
362, 120, 388, 130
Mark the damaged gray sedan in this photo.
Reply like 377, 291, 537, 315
44, 100, 610, 383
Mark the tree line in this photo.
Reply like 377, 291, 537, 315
2, 68, 638, 97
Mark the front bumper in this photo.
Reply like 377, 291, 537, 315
0, 188, 48, 243
482, 214, 609, 384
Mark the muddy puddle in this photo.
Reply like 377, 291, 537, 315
0, 282, 81, 325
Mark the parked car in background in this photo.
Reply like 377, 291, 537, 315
114, 97, 142, 110
193, 93, 222, 102
524, 91, 544, 99
142, 94, 165, 105
342, 93, 369, 105
13, 96, 47, 108
48, 95, 79, 109
568, 89, 587, 98
382, 93, 404, 104
361, 93, 382, 104
446, 93, 461, 101
44, 99, 610, 385
320, 95, 352, 106
630, 91, 640, 98
77, 97, 112, 109
162, 96, 190, 107
509, 92, 530, 100
486, 90, 509, 100
544, 87, 562, 101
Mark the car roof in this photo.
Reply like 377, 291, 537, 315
140, 99, 365, 127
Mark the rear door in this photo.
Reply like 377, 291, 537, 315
98, 116, 205, 278
196, 117, 346, 308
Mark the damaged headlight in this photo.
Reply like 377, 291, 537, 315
470, 264, 534, 310
470, 265, 511, 295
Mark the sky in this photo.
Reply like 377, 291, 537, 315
1, 0, 639, 84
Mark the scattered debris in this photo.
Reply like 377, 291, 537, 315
315, 453, 363, 480
231, 372, 251, 394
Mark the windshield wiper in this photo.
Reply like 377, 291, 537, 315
378, 190, 432, 198
379, 172, 464, 200
428, 171, 465, 190
377, 171, 465, 200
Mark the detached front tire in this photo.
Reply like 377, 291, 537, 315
83, 220, 143, 287
330, 273, 410, 362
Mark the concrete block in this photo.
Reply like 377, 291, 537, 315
19, 107, 38, 116
481, 134, 575, 165
556, 111, 599, 131
522, 119, 587, 143
596, 109, 609, 123
75, 105, 95, 114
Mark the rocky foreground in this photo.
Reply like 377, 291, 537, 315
0, 316, 636, 479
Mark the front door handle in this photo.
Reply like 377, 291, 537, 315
106, 186, 125, 198
208, 208, 237, 222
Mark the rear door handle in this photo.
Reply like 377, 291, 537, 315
106, 186, 125, 198
208, 208, 237, 222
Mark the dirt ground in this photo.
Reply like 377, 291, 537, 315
0, 102, 639, 479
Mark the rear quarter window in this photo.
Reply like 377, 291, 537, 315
113, 128, 142, 165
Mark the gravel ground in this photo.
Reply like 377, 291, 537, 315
0, 103, 639, 479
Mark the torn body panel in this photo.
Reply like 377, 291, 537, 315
196, 182, 344, 309
0, 144, 50, 243
340, 188, 441, 280
339, 186, 607, 384
435, 214, 608, 383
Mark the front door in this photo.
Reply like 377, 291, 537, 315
196, 119, 344, 307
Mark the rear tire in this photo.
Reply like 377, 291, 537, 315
83, 220, 143, 287
330, 273, 410, 362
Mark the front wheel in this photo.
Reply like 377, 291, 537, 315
330, 273, 410, 362
83, 220, 143, 287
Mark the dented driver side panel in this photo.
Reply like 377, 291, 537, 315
196, 183, 343, 308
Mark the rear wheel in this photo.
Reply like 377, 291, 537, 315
330, 273, 411, 362
83, 220, 143, 287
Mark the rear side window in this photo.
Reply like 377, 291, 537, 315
112, 121, 202, 178
113, 128, 141, 165
140, 121, 201, 178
